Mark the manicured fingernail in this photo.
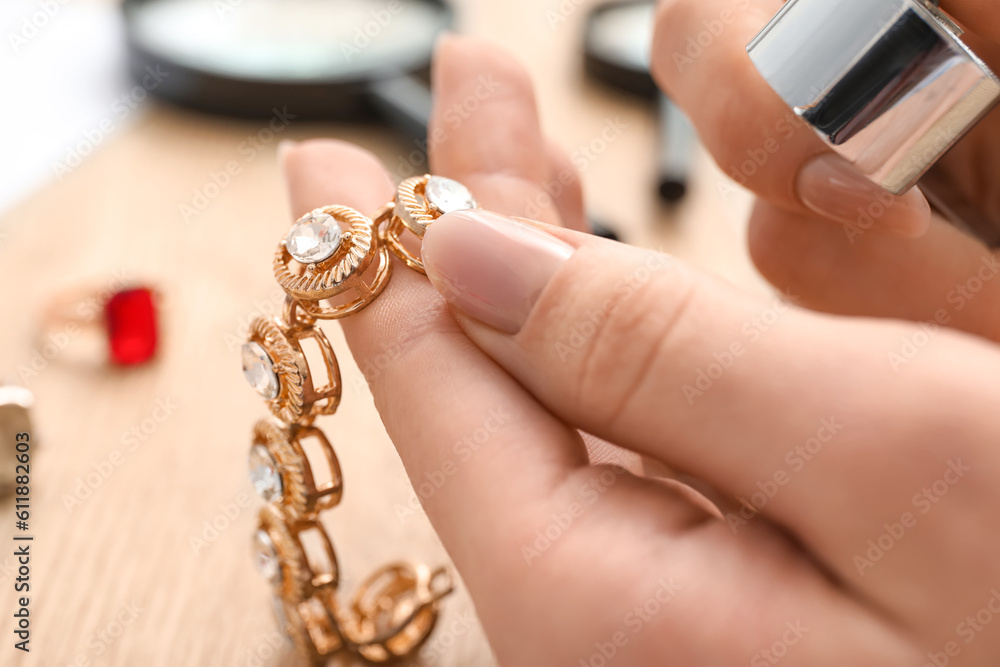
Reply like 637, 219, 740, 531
797, 154, 931, 237
277, 139, 297, 167
422, 210, 574, 334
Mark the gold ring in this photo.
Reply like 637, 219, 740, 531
39, 282, 160, 367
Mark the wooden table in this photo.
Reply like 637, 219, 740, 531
0, 0, 762, 664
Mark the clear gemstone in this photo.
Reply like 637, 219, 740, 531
285, 212, 342, 264
252, 529, 282, 584
249, 444, 283, 502
241, 342, 279, 400
425, 176, 477, 215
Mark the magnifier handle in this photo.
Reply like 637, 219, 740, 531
658, 94, 696, 203
368, 75, 433, 149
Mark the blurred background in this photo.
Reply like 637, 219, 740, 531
0, 0, 765, 665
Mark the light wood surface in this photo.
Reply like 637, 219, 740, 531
0, 0, 765, 665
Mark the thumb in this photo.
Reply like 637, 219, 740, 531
419, 208, 1000, 550
419, 208, 794, 471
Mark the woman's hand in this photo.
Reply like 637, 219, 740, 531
281, 34, 1000, 667
653, 0, 1000, 341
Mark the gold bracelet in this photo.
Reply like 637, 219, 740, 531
240, 192, 466, 663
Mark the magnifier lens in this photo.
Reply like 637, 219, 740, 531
584, 1, 694, 203
130, 0, 444, 81
585, 2, 653, 74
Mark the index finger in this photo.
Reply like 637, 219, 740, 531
280, 138, 590, 605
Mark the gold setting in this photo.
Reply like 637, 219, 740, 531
274, 592, 347, 661
274, 205, 392, 319
247, 313, 341, 424
253, 419, 343, 522
346, 563, 455, 662
380, 175, 479, 274
394, 175, 439, 235
258, 504, 339, 601
296, 589, 348, 659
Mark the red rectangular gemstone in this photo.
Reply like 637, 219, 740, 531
104, 288, 158, 365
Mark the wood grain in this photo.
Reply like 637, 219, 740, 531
0, 0, 762, 665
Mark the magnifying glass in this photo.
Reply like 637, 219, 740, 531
748, 0, 1000, 246
584, 0, 697, 203
122, 0, 452, 146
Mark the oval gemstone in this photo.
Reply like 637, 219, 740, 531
248, 444, 283, 502
241, 342, 279, 400
252, 529, 282, 584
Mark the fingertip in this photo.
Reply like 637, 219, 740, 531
431, 35, 537, 115
543, 140, 588, 232
281, 139, 395, 218
429, 36, 549, 211
276, 139, 297, 172
432, 30, 460, 75
796, 154, 933, 239
896, 187, 933, 239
